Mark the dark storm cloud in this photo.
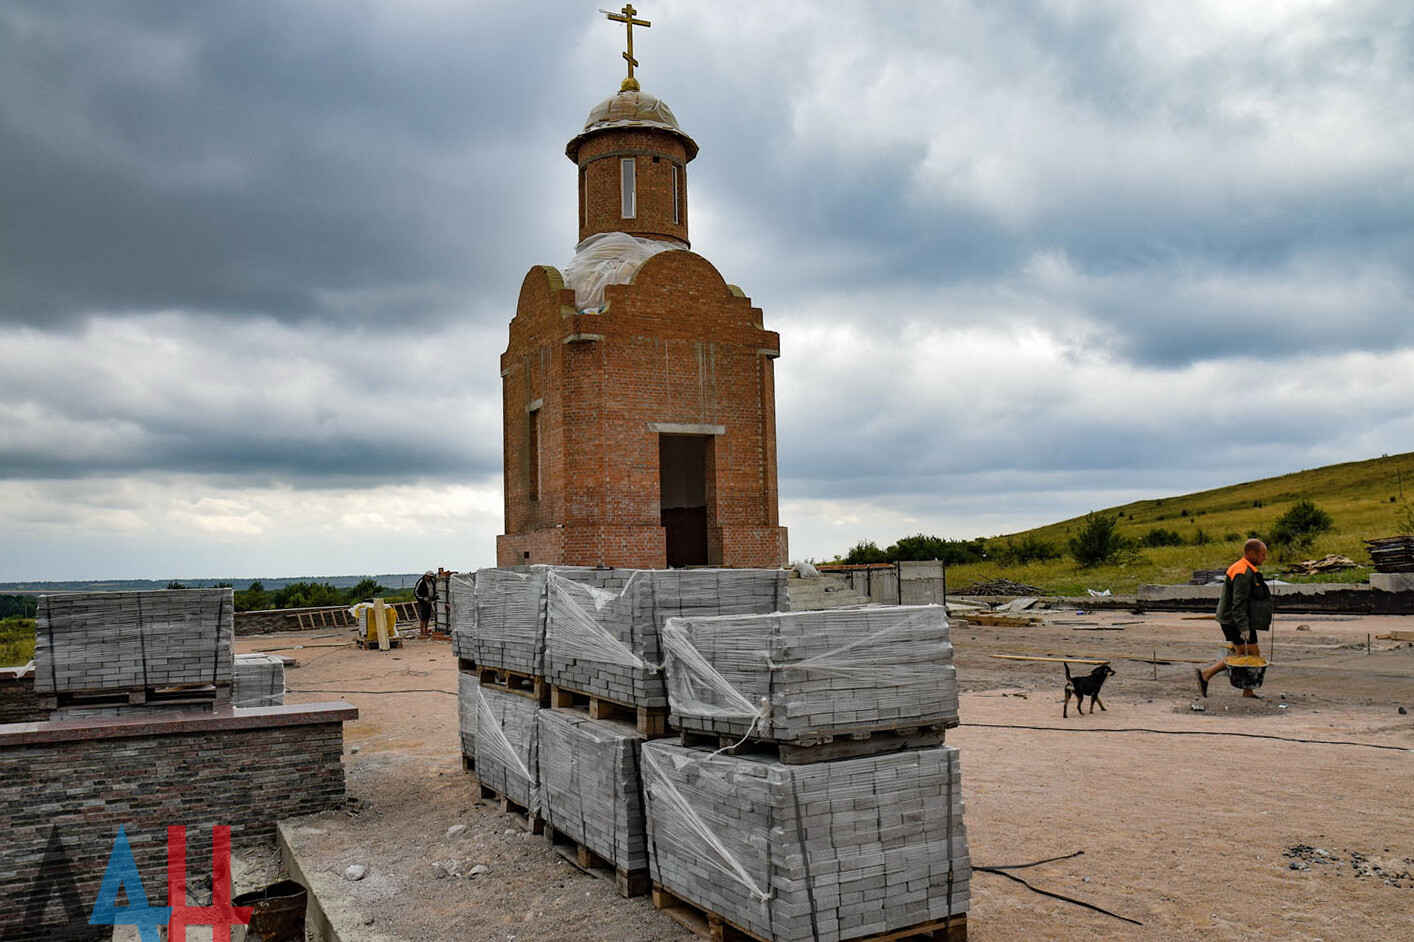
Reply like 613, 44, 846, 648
0, 0, 586, 327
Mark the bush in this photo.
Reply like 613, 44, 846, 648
886, 534, 988, 565
996, 535, 1061, 566
1139, 527, 1185, 548
1069, 513, 1131, 568
1191, 528, 1213, 546
844, 540, 889, 565
1268, 499, 1334, 551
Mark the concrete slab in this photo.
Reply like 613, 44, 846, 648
278, 819, 408, 942
1371, 572, 1414, 592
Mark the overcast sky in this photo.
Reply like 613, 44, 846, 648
3, 0, 1412, 581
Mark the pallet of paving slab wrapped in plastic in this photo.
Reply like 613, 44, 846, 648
544, 568, 789, 711
472, 566, 631, 675
661, 604, 957, 752
34, 588, 235, 694
233, 653, 286, 708
537, 709, 650, 896
641, 740, 970, 942
449, 572, 477, 660
473, 683, 541, 820
458, 668, 478, 771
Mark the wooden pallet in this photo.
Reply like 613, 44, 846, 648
461, 751, 476, 774
479, 667, 549, 704
651, 885, 966, 942
354, 636, 403, 650
458, 657, 478, 673
549, 684, 670, 738
478, 784, 543, 834
677, 723, 949, 765
544, 824, 650, 898
39, 681, 232, 712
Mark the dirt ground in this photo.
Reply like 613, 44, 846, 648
238, 605, 1414, 942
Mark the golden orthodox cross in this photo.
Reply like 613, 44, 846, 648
604, 4, 650, 91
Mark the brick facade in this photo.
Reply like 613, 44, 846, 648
0, 703, 353, 941
499, 89, 787, 569
0, 667, 45, 725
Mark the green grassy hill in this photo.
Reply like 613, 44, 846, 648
945, 451, 1414, 596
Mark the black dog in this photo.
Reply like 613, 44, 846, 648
1063, 663, 1115, 718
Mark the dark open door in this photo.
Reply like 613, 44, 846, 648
659, 434, 709, 567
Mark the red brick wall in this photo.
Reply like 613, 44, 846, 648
499, 249, 787, 569
574, 128, 690, 246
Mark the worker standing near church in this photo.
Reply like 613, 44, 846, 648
1195, 539, 1273, 699
414, 570, 438, 638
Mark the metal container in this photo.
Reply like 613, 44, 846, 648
1227, 663, 1267, 689
231, 879, 307, 942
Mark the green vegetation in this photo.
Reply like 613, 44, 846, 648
234, 578, 409, 612
1068, 513, 1132, 568
0, 594, 37, 619
841, 534, 988, 566
1267, 499, 1334, 554
829, 450, 1414, 595
1, 616, 36, 667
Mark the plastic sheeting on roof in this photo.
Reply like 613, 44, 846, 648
564, 231, 683, 311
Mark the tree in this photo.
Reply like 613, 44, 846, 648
884, 534, 988, 565
345, 578, 388, 603
166, 581, 188, 590
1267, 499, 1334, 552
234, 580, 269, 612
1068, 513, 1130, 568
843, 540, 889, 564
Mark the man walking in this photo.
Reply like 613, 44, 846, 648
1196, 538, 1272, 699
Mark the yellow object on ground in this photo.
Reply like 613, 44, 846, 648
349, 600, 399, 646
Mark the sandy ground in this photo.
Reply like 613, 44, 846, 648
239, 606, 1414, 942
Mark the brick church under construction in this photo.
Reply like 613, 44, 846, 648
497, 53, 788, 570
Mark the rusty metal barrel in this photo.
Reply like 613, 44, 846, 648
231, 879, 307, 942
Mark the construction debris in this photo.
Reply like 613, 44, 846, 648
1284, 555, 1359, 576
958, 579, 1043, 597
1364, 536, 1414, 573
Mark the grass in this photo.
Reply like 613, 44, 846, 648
939, 451, 1414, 595
0, 616, 36, 668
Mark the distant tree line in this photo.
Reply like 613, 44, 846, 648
195, 578, 401, 612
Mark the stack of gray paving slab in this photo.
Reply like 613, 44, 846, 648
232, 653, 286, 708
457, 669, 478, 762
641, 741, 969, 942
661, 605, 957, 743
537, 709, 648, 876
34, 589, 235, 695
473, 566, 628, 675
449, 572, 477, 662
473, 684, 541, 811
544, 569, 789, 709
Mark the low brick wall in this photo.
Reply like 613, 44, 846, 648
0, 702, 355, 941
0, 665, 45, 724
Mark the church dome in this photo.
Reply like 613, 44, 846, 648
566, 89, 699, 162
